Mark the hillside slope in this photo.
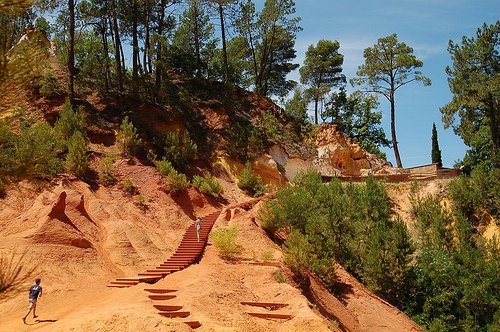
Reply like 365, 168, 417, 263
0, 164, 422, 331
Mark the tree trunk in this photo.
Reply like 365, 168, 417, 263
111, 1, 123, 91
194, 3, 201, 77
101, 18, 110, 94
132, 0, 139, 94
155, 0, 166, 104
488, 93, 499, 167
390, 93, 403, 168
68, 0, 75, 106
218, 4, 228, 83
144, 7, 151, 74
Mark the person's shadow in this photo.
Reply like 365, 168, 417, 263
25, 319, 58, 326
35, 319, 58, 323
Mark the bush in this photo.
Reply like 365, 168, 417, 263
136, 194, 147, 210
211, 224, 242, 260
98, 151, 117, 185
237, 162, 265, 197
37, 71, 61, 97
123, 178, 135, 195
449, 164, 500, 221
156, 158, 175, 176
192, 173, 223, 198
65, 131, 89, 178
164, 131, 197, 170
166, 171, 190, 194
282, 230, 317, 275
10, 121, 62, 179
116, 116, 142, 158
54, 99, 86, 142
261, 110, 283, 142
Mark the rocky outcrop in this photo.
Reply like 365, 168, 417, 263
313, 123, 395, 176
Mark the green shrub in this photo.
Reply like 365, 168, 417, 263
156, 158, 175, 176
274, 271, 288, 283
166, 171, 190, 194
38, 71, 61, 97
123, 178, 135, 195
260, 249, 274, 263
210, 224, 242, 260
116, 116, 142, 158
237, 162, 265, 197
449, 164, 500, 221
54, 99, 86, 142
261, 110, 283, 142
98, 151, 117, 185
136, 194, 147, 210
65, 131, 89, 178
12, 121, 62, 179
282, 230, 317, 275
164, 131, 197, 170
192, 173, 223, 197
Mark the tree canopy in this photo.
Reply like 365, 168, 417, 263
299, 39, 345, 125
440, 20, 500, 168
351, 34, 431, 168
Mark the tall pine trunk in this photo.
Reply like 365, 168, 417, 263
68, 0, 75, 106
218, 4, 228, 83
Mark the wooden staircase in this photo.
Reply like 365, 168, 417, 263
107, 210, 221, 288
109, 194, 277, 329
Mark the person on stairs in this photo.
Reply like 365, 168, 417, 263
195, 216, 202, 242
23, 278, 43, 324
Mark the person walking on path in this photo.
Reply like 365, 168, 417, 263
23, 278, 43, 324
195, 216, 202, 242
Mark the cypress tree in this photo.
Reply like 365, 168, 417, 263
431, 122, 442, 167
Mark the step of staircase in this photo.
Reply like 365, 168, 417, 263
144, 289, 177, 294
149, 294, 176, 300
153, 304, 183, 311
241, 302, 289, 309
159, 311, 190, 318
247, 312, 292, 319
184, 321, 201, 328
137, 273, 163, 278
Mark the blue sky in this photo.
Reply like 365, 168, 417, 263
256, 0, 499, 168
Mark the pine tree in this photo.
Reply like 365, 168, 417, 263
431, 122, 442, 167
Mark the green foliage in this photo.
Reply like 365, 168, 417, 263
164, 131, 197, 170
406, 179, 500, 331
192, 172, 223, 198
431, 123, 442, 167
166, 171, 190, 194
325, 90, 390, 159
123, 178, 135, 195
0, 117, 62, 180
116, 116, 142, 158
261, 171, 414, 308
65, 130, 88, 178
210, 224, 242, 260
440, 21, 500, 168
351, 33, 431, 168
54, 99, 86, 142
261, 111, 283, 142
98, 150, 117, 186
449, 164, 500, 221
136, 194, 147, 210
237, 161, 265, 197
234, 0, 301, 97
282, 230, 317, 275
156, 158, 175, 177
274, 271, 288, 284
299, 39, 346, 124
36, 71, 62, 97
260, 249, 274, 263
